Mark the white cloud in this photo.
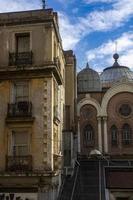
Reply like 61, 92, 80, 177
0, 0, 133, 70
120, 49, 133, 70
0, 0, 40, 13
80, 0, 133, 32
86, 32, 133, 71
59, 12, 82, 49
59, 0, 133, 49
84, 0, 114, 4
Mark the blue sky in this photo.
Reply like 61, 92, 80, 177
0, 0, 133, 72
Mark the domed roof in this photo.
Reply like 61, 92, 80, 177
77, 63, 101, 92
100, 54, 133, 88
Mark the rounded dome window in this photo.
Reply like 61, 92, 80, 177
119, 104, 132, 117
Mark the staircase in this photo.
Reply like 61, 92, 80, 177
57, 157, 106, 200
78, 159, 100, 200
57, 162, 80, 200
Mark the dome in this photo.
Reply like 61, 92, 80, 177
100, 54, 133, 88
77, 63, 101, 92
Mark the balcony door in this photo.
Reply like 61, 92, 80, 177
7, 130, 32, 171
14, 81, 29, 103
16, 33, 30, 53
12, 131, 29, 156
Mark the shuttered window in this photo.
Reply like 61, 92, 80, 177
14, 81, 29, 102
122, 124, 132, 145
84, 124, 94, 146
111, 125, 118, 146
12, 131, 29, 156
16, 33, 30, 53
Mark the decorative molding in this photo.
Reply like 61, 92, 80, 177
101, 82, 133, 116
43, 80, 48, 163
77, 96, 101, 117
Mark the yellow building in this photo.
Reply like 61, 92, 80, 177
0, 9, 65, 200
63, 50, 77, 175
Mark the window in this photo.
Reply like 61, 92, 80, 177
15, 33, 30, 53
9, 33, 32, 66
8, 81, 31, 117
119, 104, 132, 117
54, 82, 59, 120
12, 131, 29, 156
84, 124, 94, 145
82, 107, 92, 119
14, 81, 29, 103
122, 124, 132, 145
111, 125, 118, 146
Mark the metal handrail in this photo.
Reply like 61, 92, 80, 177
57, 175, 66, 200
70, 161, 80, 200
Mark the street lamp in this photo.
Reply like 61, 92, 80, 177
89, 149, 102, 157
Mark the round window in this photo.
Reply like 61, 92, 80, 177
119, 104, 132, 117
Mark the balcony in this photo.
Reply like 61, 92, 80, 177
122, 139, 132, 145
6, 155, 32, 172
9, 51, 33, 66
7, 101, 32, 118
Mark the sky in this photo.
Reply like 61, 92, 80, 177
0, 0, 133, 72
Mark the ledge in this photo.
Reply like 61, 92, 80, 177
5, 117, 35, 124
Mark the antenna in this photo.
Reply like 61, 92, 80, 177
42, 0, 46, 9
115, 41, 118, 53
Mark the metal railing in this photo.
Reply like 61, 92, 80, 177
7, 101, 32, 117
9, 51, 33, 66
111, 139, 132, 146
122, 139, 132, 145
6, 155, 32, 172
70, 161, 80, 200
57, 176, 66, 200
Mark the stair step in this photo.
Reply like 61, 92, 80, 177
58, 159, 105, 200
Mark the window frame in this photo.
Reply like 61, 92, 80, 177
11, 31, 32, 53
111, 125, 118, 146
84, 124, 94, 146
10, 129, 31, 156
11, 80, 30, 103
122, 124, 132, 145
14, 81, 29, 103
15, 32, 30, 53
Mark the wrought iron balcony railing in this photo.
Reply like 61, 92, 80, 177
6, 155, 32, 172
7, 101, 32, 117
122, 139, 132, 145
9, 51, 33, 66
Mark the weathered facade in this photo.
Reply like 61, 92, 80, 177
76, 54, 133, 199
63, 50, 77, 175
0, 9, 65, 200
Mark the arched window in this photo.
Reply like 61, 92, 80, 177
84, 124, 94, 146
122, 124, 132, 145
111, 125, 118, 146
